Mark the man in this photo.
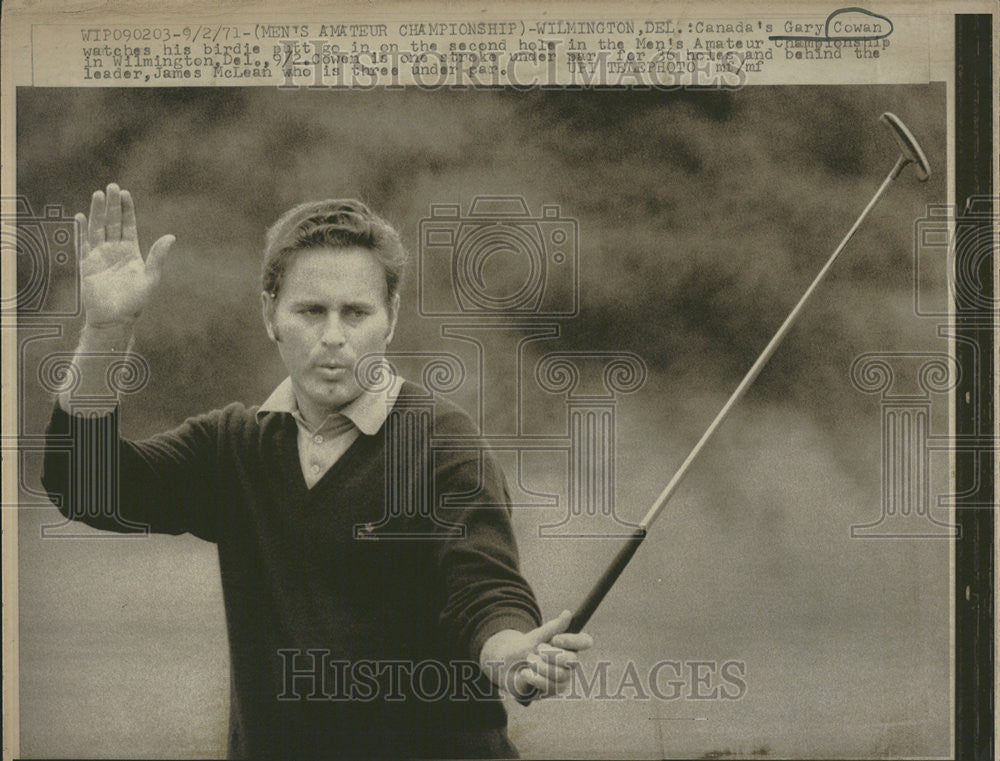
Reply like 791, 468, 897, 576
42, 183, 592, 759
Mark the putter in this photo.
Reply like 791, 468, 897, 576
517, 112, 930, 704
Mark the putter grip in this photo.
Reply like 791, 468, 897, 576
514, 527, 647, 706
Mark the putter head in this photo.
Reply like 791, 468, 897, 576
880, 112, 931, 182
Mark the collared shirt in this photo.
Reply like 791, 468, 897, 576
256, 374, 403, 488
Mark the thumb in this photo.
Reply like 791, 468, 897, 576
526, 609, 572, 648
146, 234, 175, 283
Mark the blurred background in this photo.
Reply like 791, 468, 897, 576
16, 84, 951, 758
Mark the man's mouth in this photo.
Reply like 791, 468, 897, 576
316, 363, 349, 379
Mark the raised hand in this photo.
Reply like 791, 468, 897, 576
76, 183, 174, 329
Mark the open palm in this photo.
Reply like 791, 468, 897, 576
76, 183, 173, 327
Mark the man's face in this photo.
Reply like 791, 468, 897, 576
261, 246, 399, 425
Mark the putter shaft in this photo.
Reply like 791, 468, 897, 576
639, 153, 906, 531
519, 113, 930, 706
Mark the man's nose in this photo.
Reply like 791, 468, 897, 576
320, 314, 346, 346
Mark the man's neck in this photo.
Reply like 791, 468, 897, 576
293, 391, 355, 432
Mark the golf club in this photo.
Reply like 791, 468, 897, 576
518, 111, 931, 704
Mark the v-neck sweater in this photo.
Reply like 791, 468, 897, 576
41, 381, 542, 759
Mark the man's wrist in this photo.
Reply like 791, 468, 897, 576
80, 321, 136, 352
471, 609, 539, 665
479, 628, 535, 697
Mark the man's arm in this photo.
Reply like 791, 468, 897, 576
41, 183, 222, 542
430, 408, 593, 701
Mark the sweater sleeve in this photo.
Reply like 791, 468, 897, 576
430, 407, 543, 663
40, 401, 226, 543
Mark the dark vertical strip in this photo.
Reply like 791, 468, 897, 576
954, 13, 994, 761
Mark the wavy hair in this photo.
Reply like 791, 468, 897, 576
262, 199, 407, 303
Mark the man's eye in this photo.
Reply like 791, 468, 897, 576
345, 307, 370, 319
300, 306, 324, 316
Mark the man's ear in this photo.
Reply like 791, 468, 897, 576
385, 292, 400, 345
261, 291, 278, 342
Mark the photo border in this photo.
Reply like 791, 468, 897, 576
0, 3, 996, 760
953, 12, 995, 761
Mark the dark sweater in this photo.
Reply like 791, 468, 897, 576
41, 381, 542, 760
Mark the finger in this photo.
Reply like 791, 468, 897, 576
105, 183, 122, 241
526, 653, 573, 684
514, 667, 555, 699
526, 609, 572, 648
536, 644, 579, 668
121, 190, 138, 242
88, 189, 105, 248
77, 214, 104, 279
551, 631, 594, 652
74, 213, 91, 260
145, 234, 175, 284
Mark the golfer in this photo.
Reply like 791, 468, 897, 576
42, 183, 593, 760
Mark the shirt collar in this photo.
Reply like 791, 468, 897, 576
257, 373, 403, 436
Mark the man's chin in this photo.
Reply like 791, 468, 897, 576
315, 382, 362, 411
288, 377, 344, 412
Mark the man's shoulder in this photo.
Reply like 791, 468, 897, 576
178, 401, 265, 437
187, 400, 257, 422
